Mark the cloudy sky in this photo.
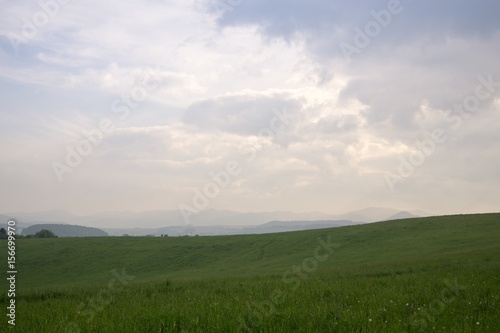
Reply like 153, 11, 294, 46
1, 0, 499, 217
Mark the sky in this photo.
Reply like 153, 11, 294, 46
0, 0, 499, 217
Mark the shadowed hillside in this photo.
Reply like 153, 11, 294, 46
21, 224, 108, 238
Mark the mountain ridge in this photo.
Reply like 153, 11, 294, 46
1, 207, 431, 231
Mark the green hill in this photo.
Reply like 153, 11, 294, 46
21, 223, 108, 238
1, 213, 499, 332
4, 213, 499, 289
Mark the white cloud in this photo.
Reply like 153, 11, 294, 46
0, 0, 499, 217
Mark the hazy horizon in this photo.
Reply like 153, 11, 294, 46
5, 205, 500, 221
1, 1, 499, 217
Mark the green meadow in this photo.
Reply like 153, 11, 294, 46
1, 213, 499, 332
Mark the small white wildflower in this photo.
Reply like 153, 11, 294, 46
476, 322, 480, 325
369, 319, 372, 323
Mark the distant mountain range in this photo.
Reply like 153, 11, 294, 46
0, 207, 430, 237
104, 219, 366, 237
386, 211, 420, 220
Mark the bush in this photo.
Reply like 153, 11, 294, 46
32, 229, 58, 238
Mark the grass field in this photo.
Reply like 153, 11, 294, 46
1, 213, 499, 332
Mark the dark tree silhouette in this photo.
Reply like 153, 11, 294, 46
33, 229, 58, 238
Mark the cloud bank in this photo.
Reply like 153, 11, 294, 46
0, 0, 499, 218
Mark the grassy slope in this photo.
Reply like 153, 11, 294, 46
1, 213, 498, 289
0, 213, 499, 332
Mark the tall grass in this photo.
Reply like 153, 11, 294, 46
0, 213, 498, 332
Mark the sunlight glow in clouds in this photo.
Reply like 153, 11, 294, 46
0, 0, 499, 217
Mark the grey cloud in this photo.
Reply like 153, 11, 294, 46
2, 0, 499, 217
214, 0, 500, 49
182, 92, 303, 135
212, 0, 500, 140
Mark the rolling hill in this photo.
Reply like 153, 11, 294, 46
1, 213, 498, 332
6, 213, 499, 289
21, 224, 109, 237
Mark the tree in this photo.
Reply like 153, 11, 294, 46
33, 229, 58, 238
0, 228, 6, 239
